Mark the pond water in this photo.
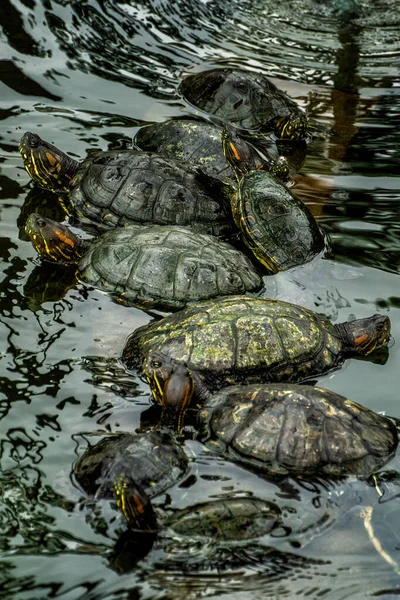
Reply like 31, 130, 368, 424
1, 0, 400, 598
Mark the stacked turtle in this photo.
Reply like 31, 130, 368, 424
19, 67, 397, 554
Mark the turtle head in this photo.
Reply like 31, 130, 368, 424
113, 472, 158, 532
143, 352, 195, 431
338, 314, 391, 356
222, 126, 261, 179
222, 126, 290, 183
25, 213, 85, 265
19, 132, 79, 192
274, 112, 309, 141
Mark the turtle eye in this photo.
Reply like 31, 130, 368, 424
29, 137, 39, 149
376, 321, 385, 333
36, 218, 47, 228
151, 359, 162, 369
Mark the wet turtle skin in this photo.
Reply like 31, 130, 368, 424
179, 68, 307, 138
70, 150, 233, 234
198, 384, 398, 477
78, 224, 264, 310
122, 296, 382, 392
231, 169, 326, 272
134, 119, 235, 182
74, 430, 188, 501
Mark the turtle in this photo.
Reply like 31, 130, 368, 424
19, 132, 233, 235
24, 214, 263, 311
179, 68, 309, 140
220, 126, 326, 272
134, 118, 290, 183
73, 430, 188, 533
194, 383, 398, 477
121, 295, 391, 427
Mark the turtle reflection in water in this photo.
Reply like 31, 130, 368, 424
122, 296, 391, 428
19, 132, 233, 234
24, 214, 263, 311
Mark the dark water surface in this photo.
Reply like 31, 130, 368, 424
1, 0, 400, 598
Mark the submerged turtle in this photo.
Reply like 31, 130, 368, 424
19, 132, 233, 235
179, 68, 308, 140
134, 118, 289, 183
121, 295, 391, 425
221, 126, 326, 272
195, 383, 398, 477
24, 214, 263, 310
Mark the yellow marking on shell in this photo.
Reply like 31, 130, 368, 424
232, 403, 250, 424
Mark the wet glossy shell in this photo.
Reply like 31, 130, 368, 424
74, 431, 188, 499
167, 497, 281, 540
134, 119, 234, 182
69, 150, 232, 235
78, 225, 263, 309
122, 296, 344, 387
179, 68, 305, 130
233, 171, 325, 272
199, 384, 398, 476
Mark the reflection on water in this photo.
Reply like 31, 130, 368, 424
0, 0, 400, 598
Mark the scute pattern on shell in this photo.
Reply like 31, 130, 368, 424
122, 296, 344, 386
69, 150, 232, 234
179, 68, 305, 130
77, 225, 263, 309
135, 120, 234, 182
199, 384, 398, 476
232, 171, 325, 272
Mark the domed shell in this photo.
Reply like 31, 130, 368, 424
199, 384, 398, 476
134, 119, 234, 182
179, 68, 305, 131
232, 170, 326, 272
78, 225, 263, 310
167, 497, 281, 540
122, 296, 344, 385
73, 431, 188, 500
69, 150, 233, 235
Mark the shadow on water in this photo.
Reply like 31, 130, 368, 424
0, 0, 400, 598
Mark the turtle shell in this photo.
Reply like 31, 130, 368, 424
179, 68, 305, 131
134, 119, 234, 182
73, 430, 188, 500
199, 384, 398, 476
78, 225, 263, 310
232, 170, 326, 272
69, 149, 233, 234
166, 497, 281, 540
122, 296, 344, 387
